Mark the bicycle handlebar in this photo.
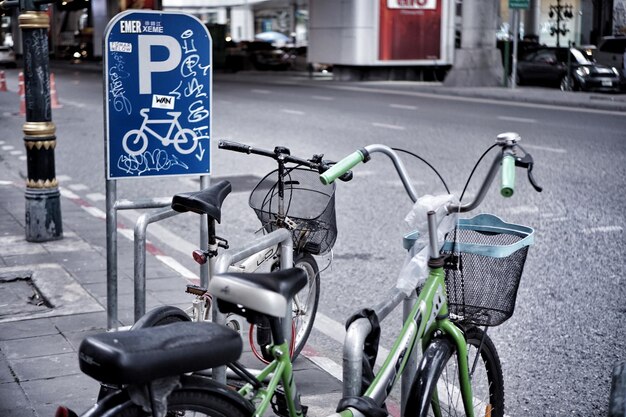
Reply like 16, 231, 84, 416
219, 139, 354, 181
501, 153, 516, 197
320, 133, 542, 212
319, 150, 364, 185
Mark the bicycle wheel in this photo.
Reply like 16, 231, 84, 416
131, 305, 191, 329
110, 389, 251, 417
291, 253, 320, 360
410, 326, 504, 417
255, 253, 320, 362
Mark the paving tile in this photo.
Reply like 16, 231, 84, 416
50, 312, 108, 334
0, 334, 73, 360
0, 357, 16, 384
11, 352, 79, 381
0, 318, 56, 341
63, 329, 106, 351
0, 381, 30, 412
22, 373, 99, 412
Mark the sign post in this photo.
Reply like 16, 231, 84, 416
509, 0, 529, 89
103, 10, 212, 329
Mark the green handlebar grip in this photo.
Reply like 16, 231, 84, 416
320, 150, 365, 185
501, 154, 516, 197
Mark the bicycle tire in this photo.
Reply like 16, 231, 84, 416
291, 253, 320, 360
103, 389, 251, 417
131, 305, 192, 329
256, 253, 320, 362
409, 326, 504, 417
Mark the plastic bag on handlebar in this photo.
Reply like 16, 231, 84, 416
396, 194, 458, 297
404, 194, 456, 230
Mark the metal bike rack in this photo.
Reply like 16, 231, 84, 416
106, 177, 210, 330
342, 287, 418, 416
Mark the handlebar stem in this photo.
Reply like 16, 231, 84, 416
364, 144, 419, 203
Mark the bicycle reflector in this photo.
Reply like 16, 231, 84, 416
55, 406, 79, 417
192, 249, 208, 265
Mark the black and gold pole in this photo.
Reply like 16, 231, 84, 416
1, 0, 62, 241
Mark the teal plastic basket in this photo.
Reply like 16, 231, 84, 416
404, 214, 534, 326
442, 214, 534, 326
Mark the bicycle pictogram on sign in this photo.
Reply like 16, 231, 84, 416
122, 108, 199, 156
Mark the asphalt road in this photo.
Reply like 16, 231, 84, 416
1, 66, 624, 416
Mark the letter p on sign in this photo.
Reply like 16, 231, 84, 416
138, 35, 182, 94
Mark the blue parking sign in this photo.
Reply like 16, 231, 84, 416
104, 10, 212, 179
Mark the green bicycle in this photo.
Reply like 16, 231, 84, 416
58, 132, 541, 417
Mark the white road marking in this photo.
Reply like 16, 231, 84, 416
82, 206, 106, 220
306, 356, 343, 382
0, 141, 4, 145
282, 109, 305, 115
251, 89, 270, 94
0, 180, 13, 185
582, 225, 623, 234
68, 183, 89, 191
86, 192, 106, 202
314, 312, 390, 367
59, 187, 80, 199
2, 145, 14, 150
372, 122, 405, 130
521, 143, 567, 154
497, 115, 537, 123
9, 150, 21, 155
118, 228, 134, 241
390, 103, 417, 110
19, 156, 26, 161
312, 95, 334, 101
156, 255, 199, 279
57, 175, 72, 182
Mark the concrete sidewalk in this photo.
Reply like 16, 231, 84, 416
0, 178, 343, 416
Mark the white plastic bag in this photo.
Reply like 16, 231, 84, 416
396, 194, 458, 297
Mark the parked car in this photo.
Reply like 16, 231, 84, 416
595, 36, 626, 71
0, 46, 16, 68
516, 47, 622, 92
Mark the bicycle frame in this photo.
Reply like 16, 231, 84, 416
236, 340, 305, 417
360, 266, 475, 417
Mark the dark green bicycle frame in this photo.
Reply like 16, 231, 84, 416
237, 341, 305, 417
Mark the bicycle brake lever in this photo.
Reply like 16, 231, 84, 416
338, 171, 353, 182
527, 164, 543, 192
514, 148, 542, 192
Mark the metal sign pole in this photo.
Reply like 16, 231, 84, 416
511, 9, 520, 90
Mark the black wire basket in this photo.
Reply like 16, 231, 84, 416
249, 168, 337, 255
440, 214, 534, 327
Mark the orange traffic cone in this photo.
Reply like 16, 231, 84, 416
50, 73, 62, 109
18, 72, 25, 116
0, 71, 7, 92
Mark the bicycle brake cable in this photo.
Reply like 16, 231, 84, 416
459, 143, 498, 203
391, 148, 450, 194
